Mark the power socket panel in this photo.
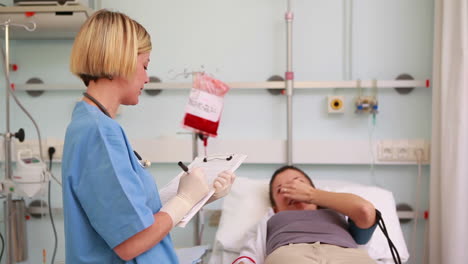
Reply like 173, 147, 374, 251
14, 138, 64, 161
378, 140, 430, 163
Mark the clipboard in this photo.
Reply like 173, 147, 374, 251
159, 153, 247, 227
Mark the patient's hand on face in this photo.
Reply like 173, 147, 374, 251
271, 169, 318, 212
272, 169, 376, 228
281, 179, 316, 203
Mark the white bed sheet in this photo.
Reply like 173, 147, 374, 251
209, 177, 409, 264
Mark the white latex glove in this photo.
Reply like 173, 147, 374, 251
161, 167, 209, 227
207, 170, 236, 203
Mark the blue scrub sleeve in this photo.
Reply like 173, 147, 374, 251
348, 217, 378, 244
75, 125, 154, 249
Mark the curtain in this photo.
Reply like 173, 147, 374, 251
429, 0, 468, 264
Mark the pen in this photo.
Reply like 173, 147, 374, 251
133, 151, 142, 160
178, 161, 189, 173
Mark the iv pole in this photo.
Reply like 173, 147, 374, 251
1, 19, 36, 264
3, 20, 15, 264
192, 132, 201, 246
285, 0, 294, 165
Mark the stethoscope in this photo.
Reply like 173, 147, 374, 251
83, 92, 151, 168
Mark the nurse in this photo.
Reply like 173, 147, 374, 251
62, 9, 235, 263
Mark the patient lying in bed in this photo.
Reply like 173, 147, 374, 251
234, 165, 378, 264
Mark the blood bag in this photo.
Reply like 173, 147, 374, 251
183, 73, 230, 137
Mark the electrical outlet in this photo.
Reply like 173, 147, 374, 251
14, 138, 64, 161
46, 138, 64, 160
378, 141, 394, 161
396, 146, 409, 160
378, 139, 430, 163
395, 140, 410, 160
407, 140, 430, 162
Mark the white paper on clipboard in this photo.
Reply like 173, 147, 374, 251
159, 153, 247, 227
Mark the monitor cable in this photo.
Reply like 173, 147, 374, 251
376, 209, 402, 264
48, 147, 58, 264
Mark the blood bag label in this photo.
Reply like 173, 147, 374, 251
185, 88, 224, 122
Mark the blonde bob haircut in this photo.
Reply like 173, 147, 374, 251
70, 9, 152, 86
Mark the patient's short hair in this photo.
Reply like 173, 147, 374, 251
70, 9, 152, 86
268, 165, 315, 207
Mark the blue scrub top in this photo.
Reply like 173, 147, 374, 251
62, 101, 179, 263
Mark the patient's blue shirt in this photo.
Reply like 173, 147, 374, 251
266, 209, 377, 256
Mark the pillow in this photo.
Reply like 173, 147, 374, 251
215, 177, 270, 252
215, 177, 409, 262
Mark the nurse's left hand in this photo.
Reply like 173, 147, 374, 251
207, 171, 236, 203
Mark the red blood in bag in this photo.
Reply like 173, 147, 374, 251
183, 113, 219, 137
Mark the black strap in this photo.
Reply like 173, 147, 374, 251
375, 209, 402, 264
83, 92, 111, 118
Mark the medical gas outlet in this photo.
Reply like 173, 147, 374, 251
328, 96, 345, 114
355, 96, 378, 114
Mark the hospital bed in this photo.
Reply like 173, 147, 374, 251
176, 245, 210, 264
208, 177, 410, 264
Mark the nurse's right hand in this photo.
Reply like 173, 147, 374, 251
177, 167, 210, 204
161, 168, 209, 227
